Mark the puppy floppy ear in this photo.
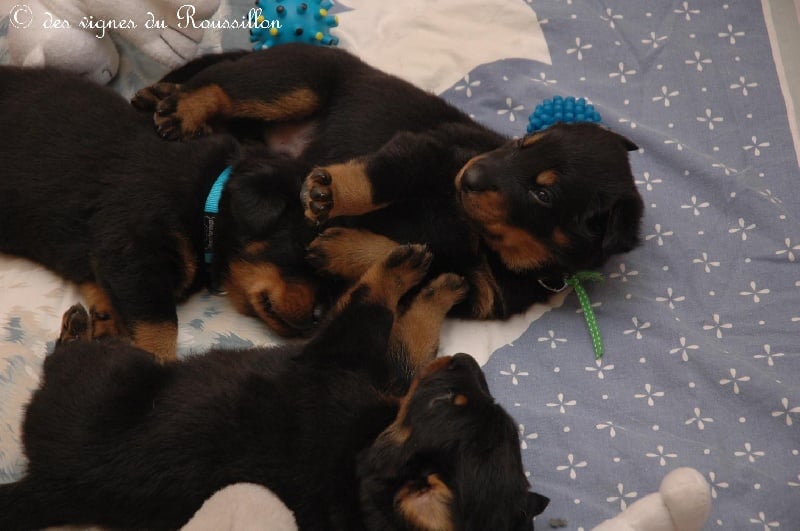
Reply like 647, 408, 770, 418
512, 492, 550, 531
527, 491, 549, 517
224, 176, 287, 237
601, 193, 644, 258
601, 126, 639, 152
395, 473, 455, 531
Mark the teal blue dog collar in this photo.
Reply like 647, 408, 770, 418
203, 166, 232, 265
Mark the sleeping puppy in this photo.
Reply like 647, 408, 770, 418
0, 66, 327, 361
134, 43, 644, 320
0, 245, 549, 530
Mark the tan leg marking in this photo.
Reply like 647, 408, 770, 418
231, 88, 319, 121
308, 228, 399, 280
467, 260, 501, 319
172, 84, 233, 137
132, 322, 178, 363
330, 244, 431, 319
302, 160, 385, 224
391, 274, 467, 371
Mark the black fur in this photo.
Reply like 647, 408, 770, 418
0, 67, 325, 359
0, 246, 548, 530
135, 44, 644, 321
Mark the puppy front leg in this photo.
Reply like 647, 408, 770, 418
91, 239, 188, 363
301, 130, 466, 225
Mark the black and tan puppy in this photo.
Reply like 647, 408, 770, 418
0, 67, 328, 360
134, 43, 644, 320
0, 245, 549, 530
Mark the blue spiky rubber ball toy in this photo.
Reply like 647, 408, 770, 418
250, 0, 339, 49
527, 96, 602, 133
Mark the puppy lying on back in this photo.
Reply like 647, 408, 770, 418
0, 67, 328, 360
135, 43, 644, 320
0, 245, 549, 530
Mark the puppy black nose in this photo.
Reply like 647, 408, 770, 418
460, 164, 497, 192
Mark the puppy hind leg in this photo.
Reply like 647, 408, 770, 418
0, 477, 73, 530
300, 245, 432, 380
307, 227, 400, 281
390, 274, 468, 378
333, 244, 432, 316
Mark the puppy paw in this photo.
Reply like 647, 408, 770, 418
417, 273, 469, 312
301, 168, 334, 224
373, 244, 432, 302
153, 94, 209, 140
153, 86, 225, 140
131, 82, 181, 111
58, 304, 90, 345
301, 161, 377, 225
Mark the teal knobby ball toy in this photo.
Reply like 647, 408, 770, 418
250, 0, 339, 49
527, 96, 602, 133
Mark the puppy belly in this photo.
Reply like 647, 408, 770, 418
264, 121, 316, 159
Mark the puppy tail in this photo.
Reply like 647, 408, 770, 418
0, 477, 72, 530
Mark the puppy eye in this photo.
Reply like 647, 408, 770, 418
529, 188, 553, 206
428, 389, 456, 408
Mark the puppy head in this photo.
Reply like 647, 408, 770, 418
214, 155, 328, 337
455, 122, 643, 274
359, 354, 549, 530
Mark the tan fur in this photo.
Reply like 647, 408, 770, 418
173, 84, 233, 136
485, 224, 553, 272
233, 88, 319, 122
323, 161, 383, 217
331, 245, 429, 316
552, 228, 570, 248
535, 169, 558, 186
458, 189, 507, 225
224, 260, 316, 337
132, 322, 178, 363
390, 274, 467, 371
467, 262, 501, 319
310, 228, 399, 280
79, 283, 121, 339
521, 132, 546, 146
396, 474, 455, 531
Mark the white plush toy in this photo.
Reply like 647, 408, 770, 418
179, 467, 710, 531
181, 483, 298, 531
8, 0, 220, 84
592, 467, 712, 531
